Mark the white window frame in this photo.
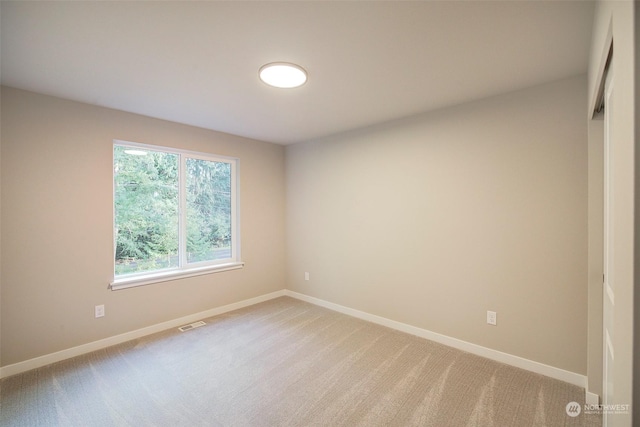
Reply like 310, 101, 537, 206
110, 140, 243, 290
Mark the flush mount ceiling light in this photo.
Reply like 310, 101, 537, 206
259, 62, 307, 89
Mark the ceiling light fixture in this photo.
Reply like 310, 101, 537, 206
259, 62, 307, 89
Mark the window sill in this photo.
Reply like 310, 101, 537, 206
109, 262, 245, 290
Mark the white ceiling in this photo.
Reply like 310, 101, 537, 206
1, 1, 594, 145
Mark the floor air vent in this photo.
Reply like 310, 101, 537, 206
178, 321, 206, 332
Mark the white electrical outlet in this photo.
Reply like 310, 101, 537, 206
304, 272, 310, 281
487, 310, 497, 326
95, 304, 105, 318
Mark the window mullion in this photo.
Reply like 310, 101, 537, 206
179, 154, 187, 268
230, 161, 238, 262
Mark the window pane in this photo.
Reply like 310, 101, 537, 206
114, 146, 179, 275
186, 158, 232, 264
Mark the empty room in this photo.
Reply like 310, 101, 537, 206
0, 1, 638, 426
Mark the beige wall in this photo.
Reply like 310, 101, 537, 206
286, 76, 588, 374
587, 1, 637, 424
0, 87, 286, 366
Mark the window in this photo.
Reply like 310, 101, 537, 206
111, 141, 241, 289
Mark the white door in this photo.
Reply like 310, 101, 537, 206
602, 59, 614, 427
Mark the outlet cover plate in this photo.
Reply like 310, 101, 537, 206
487, 310, 497, 326
95, 305, 105, 318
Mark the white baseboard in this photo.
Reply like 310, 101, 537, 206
0, 290, 286, 379
0, 288, 590, 391
284, 290, 587, 389
585, 391, 600, 405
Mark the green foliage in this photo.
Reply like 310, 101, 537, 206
114, 146, 232, 275
186, 158, 232, 263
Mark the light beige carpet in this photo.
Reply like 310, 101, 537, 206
1, 296, 601, 426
